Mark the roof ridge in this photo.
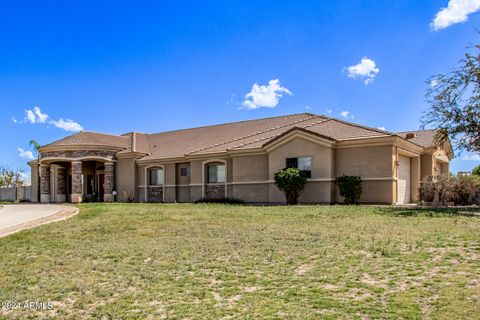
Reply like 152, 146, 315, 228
147, 113, 316, 137
226, 118, 330, 150
321, 116, 397, 136
79, 130, 129, 138
185, 114, 324, 155
397, 129, 437, 134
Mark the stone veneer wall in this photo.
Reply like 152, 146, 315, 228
71, 162, 83, 195
56, 167, 66, 196
104, 163, 114, 195
41, 150, 115, 160
205, 184, 225, 199
148, 186, 163, 202
40, 165, 50, 196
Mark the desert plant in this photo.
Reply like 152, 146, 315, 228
419, 176, 437, 202
274, 168, 307, 205
335, 175, 362, 204
122, 190, 135, 203
453, 175, 480, 205
419, 174, 480, 205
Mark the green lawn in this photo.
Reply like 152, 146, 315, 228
1, 204, 480, 319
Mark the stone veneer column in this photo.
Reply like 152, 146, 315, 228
103, 162, 115, 202
40, 165, 51, 203
56, 167, 67, 203
71, 161, 83, 203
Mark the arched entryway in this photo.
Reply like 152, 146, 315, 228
38, 150, 116, 203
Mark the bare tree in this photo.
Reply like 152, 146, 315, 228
0, 166, 25, 187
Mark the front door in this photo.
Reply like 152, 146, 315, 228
98, 174, 105, 202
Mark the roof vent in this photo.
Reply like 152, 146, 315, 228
405, 133, 416, 139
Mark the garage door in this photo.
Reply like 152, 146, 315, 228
397, 155, 411, 204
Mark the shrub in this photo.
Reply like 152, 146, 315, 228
122, 190, 135, 203
453, 175, 480, 205
335, 175, 362, 204
419, 174, 480, 205
274, 168, 308, 205
194, 197, 245, 205
473, 165, 480, 176
419, 176, 436, 202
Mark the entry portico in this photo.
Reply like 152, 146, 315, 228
35, 147, 123, 203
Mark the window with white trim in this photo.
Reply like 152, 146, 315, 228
207, 164, 225, 183
286, 156, 312, 178
149, 168, 164, 186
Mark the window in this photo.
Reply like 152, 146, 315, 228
286, 156, 312, 178
180, 167, 190, 177
149, 168, 164, 185
207, 164, 225, 183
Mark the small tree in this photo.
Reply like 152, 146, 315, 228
473, 165, 480, 176
335, 175, 362, 204
423, 42, 480, 153
274, 168, 307, 205
0, 166, 24, 187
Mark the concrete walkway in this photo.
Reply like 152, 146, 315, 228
0, 204, 78, 238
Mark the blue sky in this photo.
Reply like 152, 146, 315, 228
1, 0, 480, 180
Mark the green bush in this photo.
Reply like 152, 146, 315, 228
274, 168, 307, 205
473, 165, 480, 176
335, 175, 362, 204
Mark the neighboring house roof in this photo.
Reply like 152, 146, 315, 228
42, 113, 432, 160
396, 129, 438, 148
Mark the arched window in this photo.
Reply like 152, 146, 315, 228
148, 167, 164, 186
206, 163, 225, 183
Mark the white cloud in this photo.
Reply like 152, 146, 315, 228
345, 57, 380, 85
17, 148, 35, 160
305, 106, 311, 110
378, 126, 386, 131
241, 79, 292, 110
24, 106, 49, 124
25, 109, 37, 123
16, 106, 83, 132
431, 0, 480, 31
430, 79, 439, 88
33, 106, 48, 123
462, 154, 480, 161
326, 109, 333, 114
51, 118, 83, 132
340, 110, 355, 120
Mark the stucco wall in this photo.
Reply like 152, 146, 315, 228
116, 157, 136, 202
420, 154, 434, 180
30, 164, 39, 203
335, 145, 394, 204
268, 137, 334, 203
231, 155, 269, 202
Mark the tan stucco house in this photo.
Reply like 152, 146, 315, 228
29, 113, 453, 205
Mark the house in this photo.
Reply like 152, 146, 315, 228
29, 113, 453, 204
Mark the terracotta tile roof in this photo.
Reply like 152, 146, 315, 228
43, 113, 424, 160
44, 131, 131, 149
396, 129, 438, 148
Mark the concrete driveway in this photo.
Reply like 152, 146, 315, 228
0, 204, 77, 237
